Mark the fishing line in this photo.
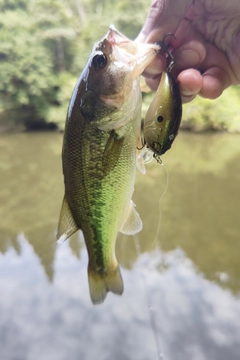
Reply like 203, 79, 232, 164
133, 234, 167, 360
132, 160, 169, 360
151, 160, 169, 249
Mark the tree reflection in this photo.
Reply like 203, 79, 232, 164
0, 132, 240, 295
131, 132, 240, 295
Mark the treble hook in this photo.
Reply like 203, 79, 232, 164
153, 153, 162, 165
136, 119, 146, 150
155, 33, 177, 72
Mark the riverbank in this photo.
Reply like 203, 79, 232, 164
1, 84, 240, 134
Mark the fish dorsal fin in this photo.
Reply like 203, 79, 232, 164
120, 200, 142, 235
56, 195, 79, 243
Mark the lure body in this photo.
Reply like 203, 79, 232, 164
144, 71, 182, 156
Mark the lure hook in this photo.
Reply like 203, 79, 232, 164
153, 153, 163, 165
137, 144, 145, 151
155, 33, 176, 72
137, 119, 146, 150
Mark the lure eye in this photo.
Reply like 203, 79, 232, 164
157, 116, 164, 122
92, 52, 107, 69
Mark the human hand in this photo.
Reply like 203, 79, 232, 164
138, 0, 240, 103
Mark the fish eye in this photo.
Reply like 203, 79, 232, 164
92, 52, 107, 69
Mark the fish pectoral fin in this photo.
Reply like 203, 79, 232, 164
88, 265, 123, 305
102, 130, 124, 175
56, 195, 79, 243
120, 200, 143, 235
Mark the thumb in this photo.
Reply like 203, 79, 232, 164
137, 0, 192, 43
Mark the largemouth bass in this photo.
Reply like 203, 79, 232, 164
57, 26, 158, 304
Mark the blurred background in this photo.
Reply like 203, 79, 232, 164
1, 1, 240, 360
1, 0, 240, 132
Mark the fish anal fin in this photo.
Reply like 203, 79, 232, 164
120, 200, 142, 235
57, 195, 78, 243
88, 265, 123, 305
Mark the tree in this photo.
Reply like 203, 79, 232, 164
0, 0, 150, 130
0, 0, 78, 129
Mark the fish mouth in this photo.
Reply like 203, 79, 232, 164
106, 25, 159, 78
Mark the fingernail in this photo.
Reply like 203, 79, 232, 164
181, 84, 195, 97
177, 49, 201, 67
182, 94, 197, 103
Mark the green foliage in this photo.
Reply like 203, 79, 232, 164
183, 85, 240, 132
1, 0, 240, 133
0, 0, 78, 129
0, 0, 151, 130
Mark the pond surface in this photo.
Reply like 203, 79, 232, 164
0, 131, 240, 360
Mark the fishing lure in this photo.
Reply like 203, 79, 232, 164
143, 34, 182, 163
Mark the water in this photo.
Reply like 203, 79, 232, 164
1, 132, 240, 360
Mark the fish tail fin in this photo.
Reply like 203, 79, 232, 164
88, 265, 123, 305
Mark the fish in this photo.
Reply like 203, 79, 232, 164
143, 70, 182, 158
56, 25, 159, 304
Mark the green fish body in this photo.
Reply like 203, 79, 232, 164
57, 26, 158, 304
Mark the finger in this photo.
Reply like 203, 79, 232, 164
177, 69, 203, 103
143, 39, 206, 97
171, 24, 234, 99
200, 67, 231, 99
142, 54, 167, 78
144, 68, 203, 103
137, 0, 192, 43
143, 21, 207, 85
145, 74, 162, 92
171, 40, 207, 75
197, 43, 234, 98
177, 65, 231, 102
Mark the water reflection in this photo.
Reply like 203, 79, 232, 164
1, 132, 240, 359
1, 234, 240, 360
1, 132, 240, 291
130, 133, 240, 294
